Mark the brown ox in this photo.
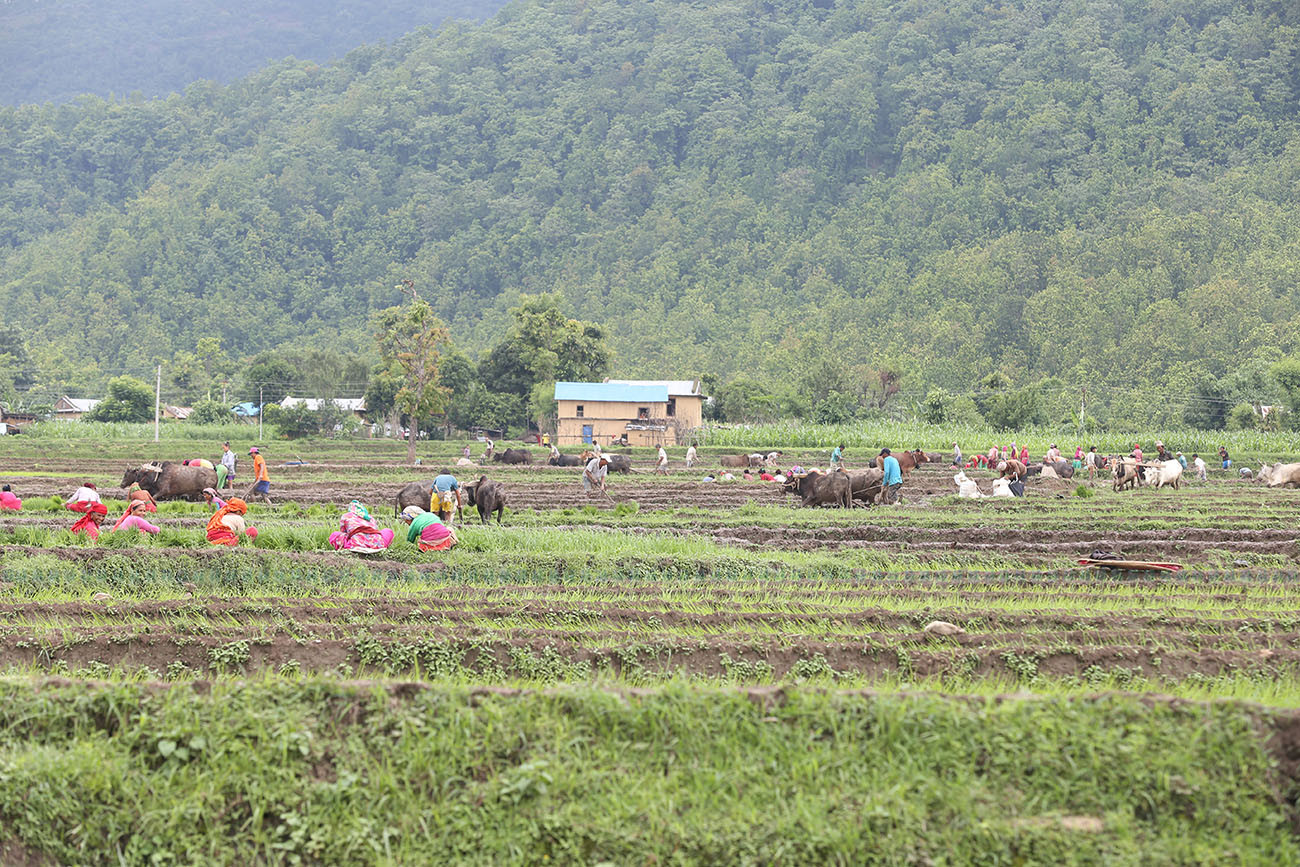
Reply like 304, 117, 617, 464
869, 449, 929, 478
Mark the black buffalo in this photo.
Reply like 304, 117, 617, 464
121, 462, 216, 501
492, 448, 532, 465
548, 454, 586, 467
605, 454, 633, 474
782, 470, 852, 508
394, 481, 434, 516
465, 476, 507, 525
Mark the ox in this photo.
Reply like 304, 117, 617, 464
782, 470, 852, 508
464, 476, 507, 525
1112, 457, 1140, 492
1265, 462, 1300, 488
121, 462, 216, 501
492, 448, 532, 465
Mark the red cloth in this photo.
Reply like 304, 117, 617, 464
67, 500, 107, 539
418, 537, 456, 552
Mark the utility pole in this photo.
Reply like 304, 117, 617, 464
154, 364, 162, 442
258, 385, 264, 441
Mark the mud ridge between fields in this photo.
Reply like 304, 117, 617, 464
4, 598, 1300, 635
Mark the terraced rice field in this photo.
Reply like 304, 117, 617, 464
2, 434, 1300, 862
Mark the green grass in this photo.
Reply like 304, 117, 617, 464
0, 679, 1295, 865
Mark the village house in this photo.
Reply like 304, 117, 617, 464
279, 396, 368, 423
554, 379, 704, 447
52, 396, 100, 421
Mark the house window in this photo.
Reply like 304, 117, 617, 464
576, 405, 584, 418
637, 407, 649, 420
667, 398, 676, 417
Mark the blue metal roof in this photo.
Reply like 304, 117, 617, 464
554, 382, 668, 403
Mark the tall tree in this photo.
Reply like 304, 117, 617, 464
376, 299, 451, 464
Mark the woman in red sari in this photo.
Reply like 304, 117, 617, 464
67, 500, 108, 540
206, 498, 255, 546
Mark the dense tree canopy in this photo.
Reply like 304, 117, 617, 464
2, 0, 1300, 428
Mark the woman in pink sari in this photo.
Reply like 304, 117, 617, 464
110, 500, 161, 535
329, 501, 394, 552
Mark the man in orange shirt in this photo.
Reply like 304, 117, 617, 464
244, 446, 273, 505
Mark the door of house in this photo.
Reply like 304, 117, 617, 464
582, 425, 593, 444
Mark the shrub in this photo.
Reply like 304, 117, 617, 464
188, 399, 236, 426
1225, 403, 1259, 432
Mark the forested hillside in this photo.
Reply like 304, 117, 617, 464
3, 0, 1300, 427
0, 0, 506, 105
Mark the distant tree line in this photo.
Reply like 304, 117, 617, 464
2, 0, 1299, 431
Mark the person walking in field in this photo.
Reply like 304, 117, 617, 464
1193, 453, 1208, 481
584, 455, 609, 495
830, 443, 845, 470
655, 445, 669, 475
1084, 446, 1100, 482
685, 444, 697, 468
243, 447, 273, 505
218, 442, 236, 490
951, 443, 962, 467
879, 448, 903, 505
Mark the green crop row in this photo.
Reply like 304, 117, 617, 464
0, 679, 1293, 865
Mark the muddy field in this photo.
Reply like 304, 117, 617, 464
3, 436, 1300, 696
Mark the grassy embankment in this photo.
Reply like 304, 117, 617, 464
1, 679, 1297, 865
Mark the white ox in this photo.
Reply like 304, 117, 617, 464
1263, 462, 1300, 488
1143, 459, 1184, 490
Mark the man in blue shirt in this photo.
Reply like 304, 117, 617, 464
430, 470, 462, 522
830, 443, 845, 470
879, 448, 902, 505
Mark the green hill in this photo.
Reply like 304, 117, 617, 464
2, 0, 1299, 425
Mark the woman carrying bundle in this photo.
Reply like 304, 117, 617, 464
206, 498, 258, 547
111, 500, 160, 535
329, 501, 395, 552
400, 505, 457, 551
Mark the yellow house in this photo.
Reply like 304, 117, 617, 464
554, 380, 705, 447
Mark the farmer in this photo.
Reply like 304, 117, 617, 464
1176, 451, 1188, 469
951, 443, 962, 467
462, 444, 472, 460
655, 445, 669, 475
330, 501, 394, 551
207, 498, 256, 546
430, 470, 462, 522
401, 505, 457, 551
1193, 453, 1208, 481
244, 447, 272, 505
202, 487, 226, 510
583, 455, 609, 495
68, 501, 108, 540
0, 485, 20, 511
66, 482, 101, 505
685, 444, 697, 468
879, 448, 903, 505
542, 432, 551, 448
217, 442, 236, 490
126, 481, 158, 512
830, 443, 845, 470
183, 457, 215, 470
1219, 446, 1231, 470
1084, 446, 1100, 481
110, 500, 160, 535
482, 437, 495, 461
